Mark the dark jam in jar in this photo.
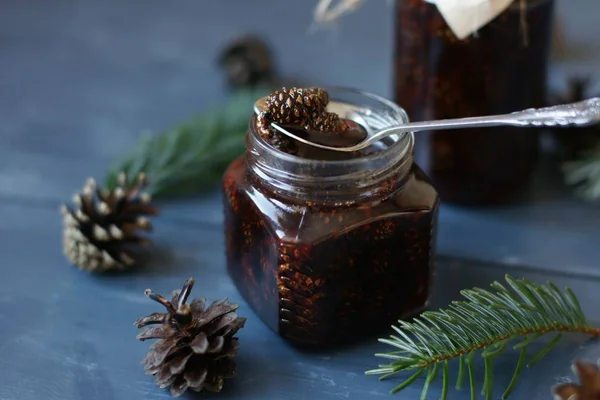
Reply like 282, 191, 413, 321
394, 0, 555, 205
222, 88, 439, 346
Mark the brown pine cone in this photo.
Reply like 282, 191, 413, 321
135, 278, 246, 397
270, 133, 299, 155
552, 360, 600, 400
313, 112, 345, 133
256, 111, 298, 154
265, 87, 330, 125
257, 87, 341, 154
60, 172, 159, 272
310, 87, 329, 108
256, 111, 274, 139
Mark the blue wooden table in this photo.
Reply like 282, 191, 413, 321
2, 1, 600, 399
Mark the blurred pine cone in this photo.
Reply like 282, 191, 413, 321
135, 278, 246, 397
313, 112, 344, 133
217, 35, 275, 91
60, 172, 159, 272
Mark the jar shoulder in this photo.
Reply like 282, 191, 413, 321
223, 157, 439, 243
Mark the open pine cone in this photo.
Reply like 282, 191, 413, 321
552, 360, 600, 400
135, 278, 246, 397
60, 172, 159, 273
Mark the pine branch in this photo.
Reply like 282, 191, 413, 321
366, 275, 600, 400
563, 146, 600, 202
104, 85, 275, 198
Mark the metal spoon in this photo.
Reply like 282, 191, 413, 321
254, 97, 600, 153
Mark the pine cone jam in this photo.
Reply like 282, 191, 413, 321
222, 88, 439, 345
394, 0, 555, 205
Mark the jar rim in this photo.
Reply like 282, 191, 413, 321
248, 86, 414, 168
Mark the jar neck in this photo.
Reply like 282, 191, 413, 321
245, 115, 414, 205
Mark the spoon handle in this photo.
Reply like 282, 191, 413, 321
359, 98, 600, 150
386, 98, 600, 133
271, 98, 600, 153
507, 98, 600, 127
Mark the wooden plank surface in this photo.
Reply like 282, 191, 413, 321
0, 202, 598, 400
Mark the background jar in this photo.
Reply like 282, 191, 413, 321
222, 88, 440, 346
394, 0, 556, 205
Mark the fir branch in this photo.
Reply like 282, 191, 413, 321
104, 85, 274, 198
563, 146, 600, 202
366, 275, 600, 400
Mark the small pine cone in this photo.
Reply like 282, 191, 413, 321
265, 87, 329, 125
60, 172, 159, 273
312, 112, 346, 133
135, 278, 246, 397
256, 111, 298, 154
552, 360, 600, 400
310, 87, 329, 108
270, 134, 298, 155
256, 111, 273, 139
257, 87, 333, 154
216, 35, 275, 91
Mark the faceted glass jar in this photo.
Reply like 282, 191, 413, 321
222, 88, 440, 346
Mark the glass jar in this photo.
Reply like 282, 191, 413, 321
394, 0, 555, 205
222, 88, 439, 346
